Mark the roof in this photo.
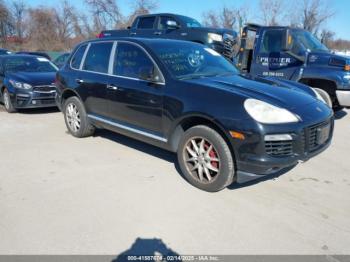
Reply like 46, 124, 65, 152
245, 23, 290, 30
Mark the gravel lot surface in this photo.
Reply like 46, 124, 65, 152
0, 105, 349, 255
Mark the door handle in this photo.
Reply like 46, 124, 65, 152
107, 84, 119, 91
154, 31, 162, 35
130, 32, 137, 36
76, 79, 84, 84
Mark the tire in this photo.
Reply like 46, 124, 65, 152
2, 88, 17, 113
63, 96, 95, 138
177, 125, 235, 192
312, 87, 332, 108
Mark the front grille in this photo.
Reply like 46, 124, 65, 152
222, 34, 236, 59
33, 85, 56, 93
306, 120, 331, 152
265, 140, 293, 157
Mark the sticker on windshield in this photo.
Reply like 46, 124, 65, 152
37, 57, 49, 62
204, 48, 220, 56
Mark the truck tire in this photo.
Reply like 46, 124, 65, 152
313, 87, 332, 108
63, 96, 95, 138
3, 88, 17, 113
177, 125, 235, 192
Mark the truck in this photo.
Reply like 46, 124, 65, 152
236, 23, 350, 110
98, 13, 237, 60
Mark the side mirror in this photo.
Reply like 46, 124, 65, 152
166, 20, 179, 29
282, 29, 293, 52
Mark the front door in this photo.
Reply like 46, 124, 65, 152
250, 29, 302, 80
107, 42, 164, 135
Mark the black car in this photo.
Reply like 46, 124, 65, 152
99, 13, 237, 60
0, 48, 12, 55
0, 55, 58, 112
53, 52, 70, 68
16, 51, 51, 60
55, 38, 334, 192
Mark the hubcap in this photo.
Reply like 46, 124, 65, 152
183, 137, 220, 184
4, 92, 10, 110
66, 103, 81, 132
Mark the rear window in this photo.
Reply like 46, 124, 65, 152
71, 45, 87, 69
82, 42, 113, 73
137, 17, 156, 29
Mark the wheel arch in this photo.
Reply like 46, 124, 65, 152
61, 89, 82, 106
168, 114, 235, 158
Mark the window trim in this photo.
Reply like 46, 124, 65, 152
111, 40, 165, 85
81, 41, 115, 74
70, 40, 165, 85
69, 43, 88, 70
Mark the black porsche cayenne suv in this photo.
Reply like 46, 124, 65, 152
55, 38, 333, 192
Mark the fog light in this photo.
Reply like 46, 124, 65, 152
265, 134, 293, 141
32, 100, 37, 105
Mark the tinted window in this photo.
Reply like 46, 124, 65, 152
261, 30, 284, 53
159, 16, 177, 30
137, 17, 156, 29
114, 42, 158, 80
83, 42, 113, 73
71, 45, 87, 69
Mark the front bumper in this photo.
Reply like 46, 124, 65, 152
11, 89, 57, 109
336, 90, 350, 107
231, 116, 334, 184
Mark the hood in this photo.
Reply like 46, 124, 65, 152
193, 27, 237, 37
185, 74, 319, 111
308, 51, 350, 69
5, 72, 56, 86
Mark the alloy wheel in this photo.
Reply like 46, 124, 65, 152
3, 91, 10, 110
183, 137, 221, 184
66, 103, 81, 132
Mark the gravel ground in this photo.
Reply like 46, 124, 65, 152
0, 105, 349, 255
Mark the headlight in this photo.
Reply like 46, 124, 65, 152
208, 33, 223, 42
9, 79, 32, 89
244, 98, 299, 124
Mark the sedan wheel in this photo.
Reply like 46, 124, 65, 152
178, 125, 235, 192
183, 137, 221, 184
66, 103, 81, 132
63, 96, 95, 138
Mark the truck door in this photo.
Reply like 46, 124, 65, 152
155, 16, 182, 39
130, 16, 157, 38
250, 29, 303, 80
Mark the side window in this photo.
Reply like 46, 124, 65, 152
71, 45, 87, 69
83, 42, 113, 73
261, 30, 284, 53
159, 16, 177, 30
137, 16, 156, 29
114, 42, 161, 82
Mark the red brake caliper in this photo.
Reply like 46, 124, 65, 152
205, 143, 218, 169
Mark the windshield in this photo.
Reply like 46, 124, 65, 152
180, 15, 202, 28
4, 56, 58, 73
149, 41, 239, 80
291, 29, 329, 53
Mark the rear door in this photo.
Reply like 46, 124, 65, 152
106, 41, 164, 135
77, 41, 114, 118
250, 29, 302, 79
130, 16, 157, 38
